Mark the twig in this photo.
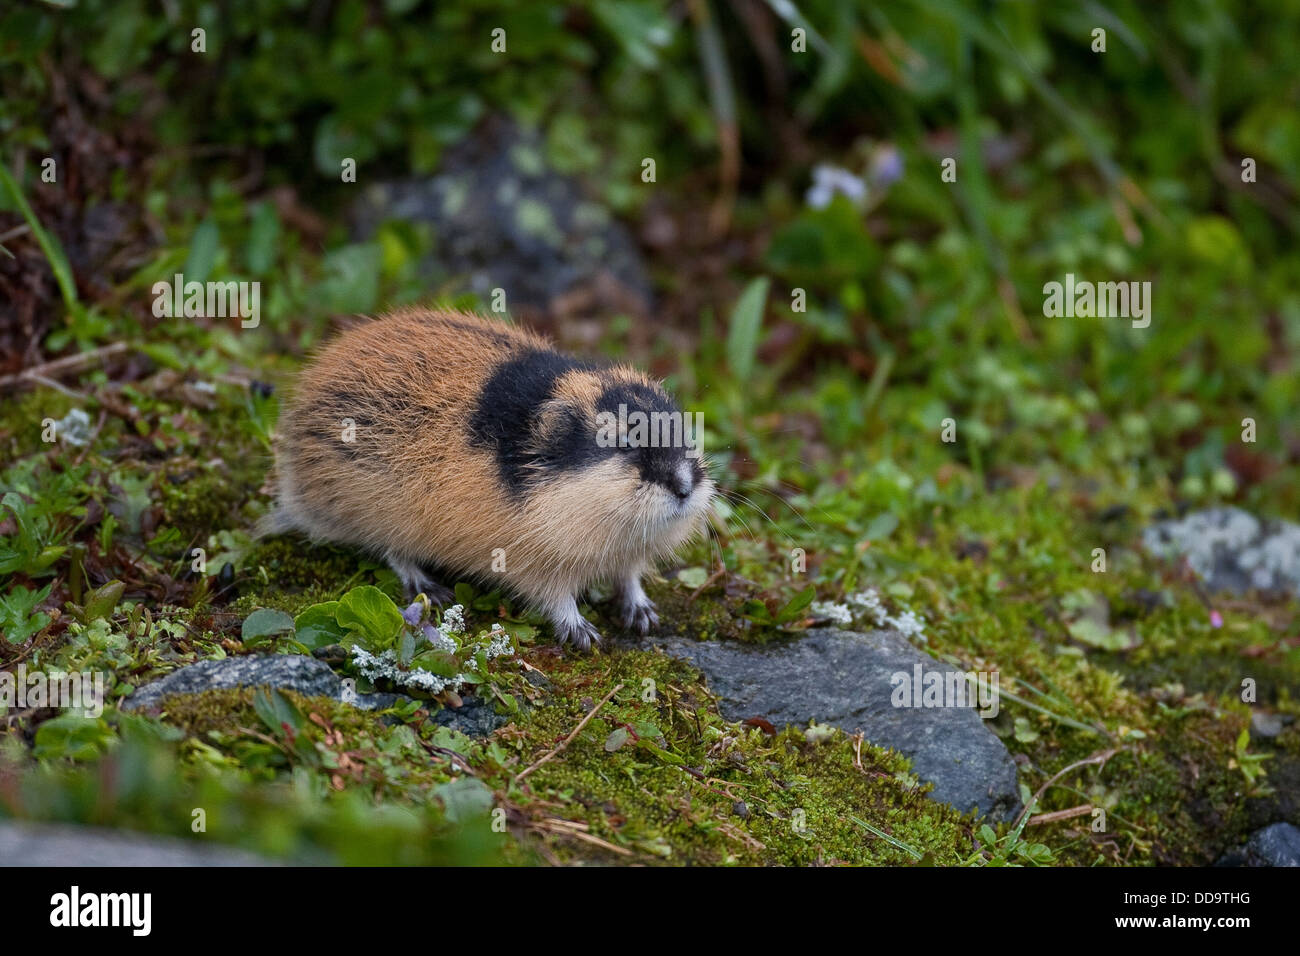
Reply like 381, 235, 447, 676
533, 819, 633, 857
688, 566, 726, 602
677, 764, 734, 800
422, 742, 477, 776
26, 374, 90, 401
515, 682, 623, 782
0, 342, 129, 391
0, 223, 31, 244
1027, 803, 1094, 826
1012, 748, 1119, 832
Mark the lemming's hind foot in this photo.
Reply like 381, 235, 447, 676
556, 616, 602, 651
388, 556, 454, 604
617, 575, 658, 635
547, 595, 602, 651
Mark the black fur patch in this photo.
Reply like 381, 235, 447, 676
598, 383, 699, 496
471, 350, 699, 498
470, 348, 602, 493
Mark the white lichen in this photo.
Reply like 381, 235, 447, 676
350, 619, 516, 695
846, 588, 890, 627
1143, 507, 1300, 597
440, 604, 467, 635
423, 625, 458, 654
350, 646, 456, 694
819, 587, 928, 643
889, 608, 927, 642
477, 624, 514, 660
811, 601, 854, 626
54, 408, 92, 447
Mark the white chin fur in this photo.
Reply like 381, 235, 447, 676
659, 479, 714, 529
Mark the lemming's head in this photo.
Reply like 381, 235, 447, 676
470, 349, 714, 540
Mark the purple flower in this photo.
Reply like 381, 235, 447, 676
402, 601, 424, 626
871, 145, 904, 187
806, 164, 867, 209
1209, 610, 1223, 628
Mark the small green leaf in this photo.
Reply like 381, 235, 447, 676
84, 580, 125, 622
638, 740, 685, 765
604, 727, 630, 752
774, 585, 816, 625
1013, 716, 1039, 744
864, 511, 900, 540
726, 276, 770, 383
293, 601, 346, 649
33, 715, 114, 761
241, 608, 296, 642
251, 687, 304, 736
676, 566, 709, 589
244, 201, 281, 274
433, 777, 494, 823
335, 585, 405, 649
184, 218, 221, 284
397, 629, 417, 667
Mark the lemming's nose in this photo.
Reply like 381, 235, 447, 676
673, 462, 694, 500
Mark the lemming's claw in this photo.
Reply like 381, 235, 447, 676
556, 616, 603, 651
621, 597, 659, 635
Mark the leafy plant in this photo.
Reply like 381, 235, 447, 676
1231, 727, 1273, 791
963, 821, 1055, 867
0, 491, 70, 578
0, 583, 54, 644
741, 585, 816, 629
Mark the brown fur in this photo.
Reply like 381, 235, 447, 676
270, 307, 714, 647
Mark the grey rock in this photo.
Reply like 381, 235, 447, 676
123, 655, 343, 711
125, 654, 502, 734
1143, 507, 1300, 597
655, 628, 1021, 821
428, 694, 509, 737
352, 690, 409, 712
1215, 822, 1300, 867
1251, 711, 1285, 739
349, 117, 650, 317
0, 821, 273, 866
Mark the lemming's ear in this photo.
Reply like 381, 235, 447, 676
532, 398, 573, 446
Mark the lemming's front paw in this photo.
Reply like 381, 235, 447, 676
556, 616, 603, 651
621, 595, 659, 635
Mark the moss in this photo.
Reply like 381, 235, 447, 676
0, 392, 69, 464
497, 646, 972, 865
229, 584, 352, 618
157, 687, 385, 740
639, 578, 767, 643
156, 460, 254, 542
233, 536, 388, 613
